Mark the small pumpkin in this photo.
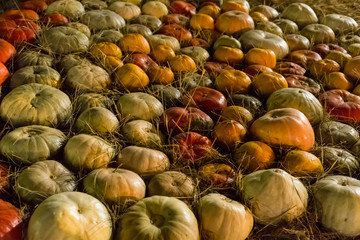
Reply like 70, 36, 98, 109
282, 150, 323, 177
122, 120, 164, 148
118, 33, 151, 54
114, 63, 149, 92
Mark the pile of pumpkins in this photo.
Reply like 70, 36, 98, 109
0, 0, 360, 239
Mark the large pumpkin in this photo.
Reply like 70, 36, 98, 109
27, 192, 112, 240
197, 193, 253, 240
241, 168, 308, 225
116, 195, 199, 240
0, 125, 67, 165
83, 168, 146, 203
0, 83, 72, 127
249, 108, 315, 150
215, 10, 254, 35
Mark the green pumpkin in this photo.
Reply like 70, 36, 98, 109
74, 93, 113, 114
16, 50, 54, 69
45, 0, 85, 19
81, 9, 125, 31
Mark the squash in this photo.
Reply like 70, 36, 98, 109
241, 168, 308, 225
116, 195, 199, 240
83, 168, 146, 203
0, 125, 67, 165
197, 193, 253, 240
0, 83, 72, 127
122, 120, 164, 148
148, 171, 194, 197
45, 0, 85, 19
59, 54, 91, 73
0, 199, 22, 240
15, 50, 54, 68
280, 3, 318, 29
27, 192, 112, 240
117, 146, 170, 177
108, 2, 141, 21
74, 93, 112, 114
312, 175, 360, 237
15, 160, 76, 204
63, 134, 116, 172
282, 150, 323, 177
116, 92, 164, 122
10, 65, 61, 88
114, 63, 149, 92
81, 9, 125, 31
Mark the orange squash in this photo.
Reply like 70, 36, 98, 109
151, 44, 176, 63
198, 3, 221, 19
309, 59, 341, 79
324, 72, 353, 91
215, 10, 254, 35
213, 46, 244, 66
218, 105, 253, 127
190, 13, 215, 30
0, 39, 16, 64
244, 48, 276, 69
214, 69, 251, 94
114, 63, 149, 91
213, 120, 247, 149
169, 54, 196, 72
282, 150, 323, 176
220, 1, 250, 14
252, 72, 288, 98
118, 33, 150, 54
147, 65, 174, 85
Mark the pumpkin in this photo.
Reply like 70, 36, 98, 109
220, 0, 250, 13
114, 63, 149, 91
241, 168, 308, 225
287, 50, 322, 69
124, 24, 152, 37
0, 199, 22, 240
0, 83, 72, 127
45, 0, 85, 19
282, 150, 323, 177
90, 42, 122, 60
213, 35, 241, 50
250, 108, 315, 151
197, 193, 253, 240
91, 29, 123, 44
320, 14, 358, 35
27, 192, 112, 240
180, 72, 212, 90
234, 141, 275, 172
0, 39, 15, 64
63, 134, 116, 172
20, 0, 48, 12
81, 0, 107, 10
240, 30, 289, 60
252, 71, 288, 98
84, 168, 146, 203
117, 92, 164, 122
243, 64, 273, 79
284, 34, 310, 51
0, 19, 40, 44
122, 120, 164, 148
0, 164, 8, 195
80, 9, 125, 31
215, 10, 254, 35
40, 26, 89, 54
213, 46, 244, 66
147, 34, 180, 51
324, 72, 353, 91
169, 1, 196, 16
15, 50, 54, 68
285, 75, 321, 97
0, 62, 9, 86
255, 21, 283, 36
67, 22, 91, 38
244, 48, 276, 68
213, 120, 247, 149
163, 13, 189, 26
117, 146, 170, 177
251, 5, 278, 20
141, 1, 168, 18
116, 195, 199, 240
10, 65, 61, 89
190, 13, 215, 30
147, 65, 174, 85
132, 14, 162, 31
229, 94, 264, 116
344, 56, 360, 82
151, 44, 176, 63
0, 9, 39, 21
149, 85, 181, 108
118, 33, 151, 54
180, 46, 210, 65
75, 107, 120, 135
15, 160, 76, 204
280, 3, 318, 29
198, 163, 236, 187
273, 19, 298, 34
214, 69, 251, 94
74, 93, 112, 114
312, 175, 360, 237
266, 88, 324, 125
169, 54, 196, 72
309, 59, 341, 79
274, 62, 306, 76
65, 64, 110, 93
198, 3, 221, 19
219, 105, 253, 126
123, 53, 157, 72
59, 54, 91, 73
316, 120, 359, 148
249, 11, 268, 22
109, 1, 141, 20
41, 13, 68, 26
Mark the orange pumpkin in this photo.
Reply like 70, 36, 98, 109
169, 54, 196, 72
198, 4, 221, 19
0, 62, 9, 86
234, 141, 275, 172
114, 63, 149, 91
0, 39, 16, 64
219, 105, 253, 127
249, 108, 315, 151
249, 11, 268, 22
213, 120, 247, 149
252, 72, 288, 98
309, 59, 341, 79
282, 150, 323, 176
353, 84, 360, 96
214, 69, 251, 94
215, 10, 254, 35
324, 72, 353, 91
0, 9, 39, 21
90, 42, 123, 71
220, 1, 250, 14
151, 44, 176, 63
20, 0, 48, 12
147, 65, 174, 85
190, 13, 215, 30
325, 50, 352, 69
213, 46, 244, 65
244, 48, 276, 69
118, 33, 150, 54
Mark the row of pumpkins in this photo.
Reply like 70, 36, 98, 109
0, 0, 360, 239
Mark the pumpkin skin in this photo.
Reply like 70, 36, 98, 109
244, 48, 276, 69
142, 1, 168, 19
312, 175, 360, 237
309, 59, 341, 79
344, 56, 360, 82
282, 150, 323, 177
117, 92, 164, 122
114, 63, 149, 92
190, 13, 215, 30
117, 146, 170, 177
116, 195, 199, 240
181, 46, 210, 65
250, 108, 315, 151
266, 88, 324, 125
0, 83, 72, 127
160, 107, 214, 134
169, 1, 196, 16
15, 160, 76, 204
255, 21, 283, 37
213, 120, 247, 149
251, 4, 278, 20
20, 0, 48, 12
64, 134, 116, 172
84, 168, 146, 203
230, 94, 264, 117
109, 2, 141, 20
320, 14, 358, 35
287, 50, 322, 69
219, 105, 253, 127
147, 66, 174, 85
148, 171, 195, 197
213, 46, 244, 66
59, 55, 91, 73
75, 107, 120, 135
274, 62, 306, 76
0, 199, 22, 240
215, 69, 251, 94
157, 24, 193, 43
0, 9, 39, 21
197, 193, 253, 240
284, 34, 310, 51
171, 132, 213, 163
118, 33, 151, 55
169, 54, 196, 72
122, 120, 164, 148
27, 192, 112, 240
0, 39, 15, 64
80, 9, 125, 31
285, 75, 321, 97
280, 3, 318, 29
0, 62, 9, 86
325, 51, 352, 69
198, 163, 236, 187
319, 89, 360, 123
74, 93, 112, 114
41, 13, 68, 26
151, 44, 176, 63
16, 50, 54, 69
45, 0, 85, 19
147, 34, 181, 52
273, 19, 298, 34
241, 168, 308, 225
215, 10, 254, 35
0, 19, 40, 44
252, 72, 288, 99
123, 53, 157, 72
234, 141, 275, 172
301, 24, 335, 45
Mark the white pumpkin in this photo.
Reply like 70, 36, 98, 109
45, 0, 85, 19
122, 120, 164, 148
280, 3, 318, 29
81, 9, 125, 31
